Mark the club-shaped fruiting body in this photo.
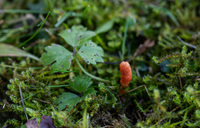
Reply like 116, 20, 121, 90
120, 61, 132, 87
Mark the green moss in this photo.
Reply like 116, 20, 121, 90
1, 0, 200, 127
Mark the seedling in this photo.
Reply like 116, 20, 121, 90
41, 26, 109, 82
54, 75, 96, 111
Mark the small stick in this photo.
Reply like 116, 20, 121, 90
121, 85, 151, 100
33, 98, 51, 104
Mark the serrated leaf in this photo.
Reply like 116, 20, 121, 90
78, 40, 104, 65
21, 124, 27, 128
0, 43, 39, 61
59, 27, 96, 47
40, 43, 73, 70
69, 76, 92, 93
54, 92, 80, 111
81, 87, 97, 100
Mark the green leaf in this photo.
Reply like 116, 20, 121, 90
82, 108, 89, 128
69, 76, 92, 93
54, 11, 74, 27
165, 10, 179, 26
59, 27, 96, 47
126, 17, 135, 27
78, 40, 104, 65
95, 20, 114, 34
0, 43, 39, 61
54, 92, 80, 111
81, 87, 97, 100
122, 17, 135, 60
40, 43, 73, 70
21, 124, 27, 128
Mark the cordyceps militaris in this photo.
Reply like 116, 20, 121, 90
120, 61, 132, 88
119, 61, 150, 98
119, 61, 132, 96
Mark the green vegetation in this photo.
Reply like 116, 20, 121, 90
0, 0, 200, 127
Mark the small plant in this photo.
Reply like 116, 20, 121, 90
54, 75, 96, 111
40, 26, 109, 82
152, 46, 198, 79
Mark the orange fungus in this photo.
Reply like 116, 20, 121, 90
120, 61, 132, 87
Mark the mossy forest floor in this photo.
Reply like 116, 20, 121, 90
0, 0, 200, 128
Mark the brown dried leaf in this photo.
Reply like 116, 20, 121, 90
144, 39, 155, 48
134, 39, 155, 57
25, 118, 39, 128
2, 124, 8, 128
39, 115, 56, 128
25, 115, 56, 128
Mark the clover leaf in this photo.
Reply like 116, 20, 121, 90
54, 92, 80, 111
54, 76, 96, 111
40, 26, 104, 73
40, 44, 73, 70
81, 87, 97, 100
59, 26, 96, 47
69, 76, 92, 93
78, 40, 104, 64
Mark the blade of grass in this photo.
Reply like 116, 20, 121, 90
54, 11, 74, 27
20, 92, 39, 102
37, 73, 69, 79
0, 64, 43, 69
0, 28, 24, 42
121, 17, 135, 60
82, 108, 89, 128
0, 9, 48, 14
50, 69, 76, 73
0, 43, 39, 61
18, 11, 53, 47
48, 85, 69, 88
82, 5, 90, 17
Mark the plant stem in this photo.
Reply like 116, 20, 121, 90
0, 9, 48, 14
75, 58, 110, 83
121, 19, 128, 60
18, 11, 52, 47
121, 17, 135, 60
18, 83, 29, 121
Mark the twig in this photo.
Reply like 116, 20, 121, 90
124, 85, 151, 99
33, 98, 51, 104
18, 83, 29, 121
154, 106, 179, 126
178, 76, 182, 88
177, 36, 199, 50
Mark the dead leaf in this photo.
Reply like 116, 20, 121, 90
2, 124, 8, 128
144, 39, 155, 48
0, 43, 39, 61
134, 39, 155, 57
39, 115, 56, 128
26, 118, 39, 128
25, 115, 56, 128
